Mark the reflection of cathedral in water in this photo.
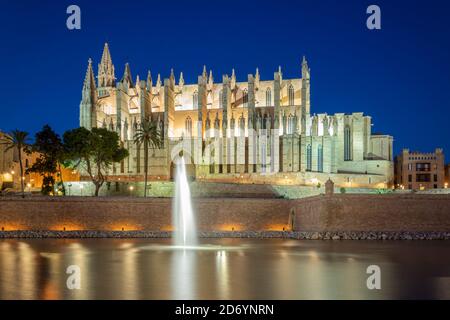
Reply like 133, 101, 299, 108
79, 43, 393, 187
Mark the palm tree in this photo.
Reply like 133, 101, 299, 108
1, 130, 31, 198
133, 119, 162, 197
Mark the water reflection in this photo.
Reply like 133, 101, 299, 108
0, 239, 449, 300
172, 250, 197, 299
216, 251, 229, 299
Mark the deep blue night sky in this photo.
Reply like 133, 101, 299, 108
0, 0, 449, 156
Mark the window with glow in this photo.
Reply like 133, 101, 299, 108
266, 87, 272, 106
318, 144, 323, 172
193, 91, 198, 109
288, 84, 295, 106
344, 125, 352, 161
185, 116, 192, 136
306, 144, 312, 171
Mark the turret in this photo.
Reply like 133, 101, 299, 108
170, 68, 175, 86
121, 63, 134, 88
179, 72, 184, 88
274, 66, 282, 130
230, 68, 236, 89
207, 70, 213, 91
156, 74, 161, 93
302, 55, 310, 80
202, 65, 207, 81
301, 56, 311, 132
146, 71, 152, 91
255, 68, 260, 90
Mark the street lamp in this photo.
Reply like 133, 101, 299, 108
68, 183, 72, 196
129, 185, 134, 196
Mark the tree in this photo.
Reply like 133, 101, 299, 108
133, 119, 162, 197
27, 125, 66, 195
64, 127, 128, 196
0, 130, 31, 198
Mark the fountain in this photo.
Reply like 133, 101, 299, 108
172, 155, 198, 247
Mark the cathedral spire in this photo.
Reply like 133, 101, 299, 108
80, 58, 97, 129
202, 65, 207, 80
98, 43, 115, 87
101, 43, 112, 65
82, 58, 96, 98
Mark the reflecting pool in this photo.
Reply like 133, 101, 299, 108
0, 239, 449, 299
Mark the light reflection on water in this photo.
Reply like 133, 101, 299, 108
0, 239, 449, 300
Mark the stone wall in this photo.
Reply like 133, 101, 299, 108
0, 197, 291, 232
0, 194, 449, 233
292, 194, 450, 232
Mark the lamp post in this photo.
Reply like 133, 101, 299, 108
68, 183, 72, 196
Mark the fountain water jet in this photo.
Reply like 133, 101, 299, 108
172, 156, 197, 247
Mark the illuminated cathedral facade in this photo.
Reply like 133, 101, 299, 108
79, 43, 393, 187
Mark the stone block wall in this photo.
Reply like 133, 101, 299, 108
0, 197, 291, 232
292, 194, 450, 232
0, 194, 449, 233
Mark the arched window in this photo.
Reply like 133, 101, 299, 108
193, 91, 198, 109
185, 116, 192, 136
219, 90, 223, 108
266, 88, 272, 106
287, 114, 294, 134
317, 144, 323, 172
243, 89, 248, 107
306, 144, 312, 171
288, 84, 295, 106
344, 125, 352, 161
